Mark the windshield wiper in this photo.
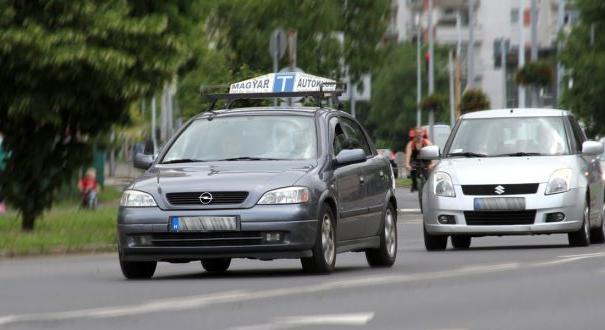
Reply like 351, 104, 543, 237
218, 156, 287, 161
161, 158, 205, 164
446, 152, 488, 158
494, 152, 544, 157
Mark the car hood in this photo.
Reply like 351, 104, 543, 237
436, 156, 578, 185
130, 161, 316, 209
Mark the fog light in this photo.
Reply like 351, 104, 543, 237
437, 215, 456, 224
545, 212, 565, 223
134, 235, 153, 246
264, 232, 282, 243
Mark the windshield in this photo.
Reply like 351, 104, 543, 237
447, 117, 569, 157
162, 115, 317, 163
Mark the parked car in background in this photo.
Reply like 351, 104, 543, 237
420, 108, 605, 250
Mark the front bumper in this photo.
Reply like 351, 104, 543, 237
423, 184, 584, 236
118, 204, 318, 261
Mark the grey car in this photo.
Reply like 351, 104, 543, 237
420, 109, 605, 250
118, 107, 398, 279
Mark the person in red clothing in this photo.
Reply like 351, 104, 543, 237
405, 127, 435, 192
78, 168, 98, 209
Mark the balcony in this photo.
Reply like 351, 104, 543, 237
435, 24, 483, 45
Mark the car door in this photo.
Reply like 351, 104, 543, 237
569, 117, 603, 223
329, 117, 367, 241
338, 118, 382, 238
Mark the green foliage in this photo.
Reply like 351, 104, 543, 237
560, 0, 605, 135
0, 0, 194, 230
460, 88, 490, 113
420, 93, 447, 112
515, 61, 554, 87
368, 43, 450, 151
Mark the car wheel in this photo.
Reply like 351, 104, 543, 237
424, 225, 447, 251
201, 258, 231, 273
301, 204, 336, 274
591, 203, 605, 244
119, 254, 156, 279
569, 202, 591, 247
451, 235, 471, 249
366, 204, 397, 267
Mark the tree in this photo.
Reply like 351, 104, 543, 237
368, 43, 450, 151
0, 0, 195, 230
460, 88, 490, 114
560, 0, 605, 135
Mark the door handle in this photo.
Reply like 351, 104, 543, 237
379, 170, 384, 177
359, 176, 365, 184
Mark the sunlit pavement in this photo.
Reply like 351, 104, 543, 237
1, 188, 605, 330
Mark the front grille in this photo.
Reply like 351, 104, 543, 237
146, 232, 267, 247
462, 184, 539, 196
464, 210, 536, 226
166, 191, 249, 206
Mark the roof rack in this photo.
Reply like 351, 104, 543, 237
201, 75, 346, 111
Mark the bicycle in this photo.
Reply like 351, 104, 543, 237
412, 163, 429, 213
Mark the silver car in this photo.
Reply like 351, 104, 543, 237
419, 109, 605, 250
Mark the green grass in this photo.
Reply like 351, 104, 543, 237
0, 187, 121, 257
396, 177, 412, 188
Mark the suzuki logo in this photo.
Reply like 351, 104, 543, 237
199, 192, 213, 205
494, 185, 505, 195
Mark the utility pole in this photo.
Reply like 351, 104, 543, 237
530, 0, 539, 106
151, 96, 157, 155
501, 38, 509, 108
556, 0, 565, 107
467, 0, 476, 89
518, 0, 526, 108
287, 29, 297, 107
448, 50, 455, 127
455, 9, 462, 120
416, 16, 422, 127
427, 0, 435, 140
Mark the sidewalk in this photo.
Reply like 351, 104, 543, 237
104, 162, 141, 190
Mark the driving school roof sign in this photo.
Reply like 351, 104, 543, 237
229, 72, 336, 94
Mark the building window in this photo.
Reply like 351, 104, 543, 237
511, 8, 519, 24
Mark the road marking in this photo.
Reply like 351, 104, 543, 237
557, 251, 605, 259
0, 263, 519, 326
398, 208, 421, 213
531, 251, 605, 267
230, 313, 375, 330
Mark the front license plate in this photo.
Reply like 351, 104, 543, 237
473, 197, 525, 211
169, 216, 239, 232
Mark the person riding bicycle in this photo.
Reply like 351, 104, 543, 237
405, 127, 435, 192
78, 168, 98, 209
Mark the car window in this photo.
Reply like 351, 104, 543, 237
340, 118, 372, 156
330, 117, 347, 156
447, 116, 570, 156
162, 115, 318, 162
569, 117, 586, 153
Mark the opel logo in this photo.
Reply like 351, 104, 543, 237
199, 192, 213, 205
494, 185, 505, 195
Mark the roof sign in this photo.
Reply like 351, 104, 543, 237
229, 72, 336, 94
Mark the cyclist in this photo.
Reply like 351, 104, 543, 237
405, 127, 435, 192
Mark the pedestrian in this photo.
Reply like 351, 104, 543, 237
78, 168, 98, 209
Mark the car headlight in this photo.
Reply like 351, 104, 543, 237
258, 187, 310, 205
434, 172, 455, 197
120, 190, 157, 207
545, 169, 572, 195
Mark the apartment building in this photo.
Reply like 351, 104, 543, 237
387, 0, 579, 108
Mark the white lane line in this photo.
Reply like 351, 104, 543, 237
531, 251, 605, 267
398, 208, 421, 213
230, 313, 375, 330
557, 251, 605, 259
0, 264, 519, 326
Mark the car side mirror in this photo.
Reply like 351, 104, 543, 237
582, 141, 604, 156
418, 145, 440, 160
133, 153, 154, 170
335, 149, 366, 167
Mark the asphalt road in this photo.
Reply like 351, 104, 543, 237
2, 189, 605, 330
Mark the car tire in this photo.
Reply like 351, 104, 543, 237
119, 255, 157, 280
301, 204, 336, 274
201, 258, 231, 273
451, 235, 471, 249
569, 202, 591, 247
366, 204, 397, 267
591, 203, 605, 244
424, 225, 447, 251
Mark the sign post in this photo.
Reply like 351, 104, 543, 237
269, 28, 286, 105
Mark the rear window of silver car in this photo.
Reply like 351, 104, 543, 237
448, 117, 570, 156
163, 115, 318, 162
